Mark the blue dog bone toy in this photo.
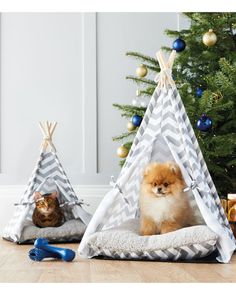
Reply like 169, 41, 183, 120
29, 247, 61, 261
29, 238, 76, 262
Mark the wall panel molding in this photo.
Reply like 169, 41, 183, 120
81, 12, 98, 174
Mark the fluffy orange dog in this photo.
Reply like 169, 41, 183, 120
139, 162, 196, 236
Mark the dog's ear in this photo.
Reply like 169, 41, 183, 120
143, 166, 150, 177
143, 163, 157, 177
168, 162, 182, 176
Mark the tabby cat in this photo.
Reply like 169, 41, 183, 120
32, 191, 64, 228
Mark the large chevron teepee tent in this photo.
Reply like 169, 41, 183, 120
3, 122, 92, 243
79, 50, 236, 263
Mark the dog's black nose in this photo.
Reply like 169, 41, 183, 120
158, 187, 162, 193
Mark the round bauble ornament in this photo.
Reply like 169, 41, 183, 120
196, 113, 212, 132
196, 87, 204, 98
172, 38, 186, 52
136, 64, 148, 78
117, 145, 129, 158
127, 121, 136, 132
202, 29, 217, 47
132, 114, 142, 127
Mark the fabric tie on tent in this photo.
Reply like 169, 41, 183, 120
183, 180, 211, 194
43, 135, 56, 152
14, 201, 35, 206
60, 200, 90, 208
39, 121, 57, 152
154, 50, 176, 92
14, 177, 90, 208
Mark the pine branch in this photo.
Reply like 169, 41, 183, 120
126, 52, 159, 67
139, 88, 155, 97
145, 64, 160, 72
126, 75, 157, 86
165, 29, 191, 38
119, 159, 126, 167
161, 46, 172, 52
113, 104, 146, 118
112, 130, 137, 141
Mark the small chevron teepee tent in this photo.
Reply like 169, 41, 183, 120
79, 50, 236, 263
3, 122, 92, 243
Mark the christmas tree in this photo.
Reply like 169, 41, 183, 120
113, 12, 236, 196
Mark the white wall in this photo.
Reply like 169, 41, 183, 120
0, 12, 189, 229
0, 12, 190, 185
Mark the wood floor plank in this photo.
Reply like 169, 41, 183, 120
0, 239, 235, 283
130, 261, 197, 283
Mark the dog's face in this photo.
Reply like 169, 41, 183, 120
142, 162, 184, 198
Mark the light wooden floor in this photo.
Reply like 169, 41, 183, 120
0, 239, 236, 283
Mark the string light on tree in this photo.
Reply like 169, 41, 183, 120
202, 29, 217, 47
136, 64, 148, 78
132, 98, 138, 106
136, 89, 141, 96
140, 99, 148, 108
116, 145, 129, 158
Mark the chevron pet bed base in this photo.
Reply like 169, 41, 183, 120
85, 219, 218, 261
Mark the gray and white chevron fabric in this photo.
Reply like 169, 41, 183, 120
3, 150, 92, 243
87, 241, 216, 261
79, 55, 236, 262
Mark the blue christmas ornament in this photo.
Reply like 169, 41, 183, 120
196, 87, 203, 98
172, 38, 186, 52
196, 113, 212, 132
132, 114, 142, 127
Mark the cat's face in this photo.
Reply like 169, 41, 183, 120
34, 191, 59, 215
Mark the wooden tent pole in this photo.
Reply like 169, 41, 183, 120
50, 122, 57, 137
38, 121, 57, 152
167, 50, 176, 69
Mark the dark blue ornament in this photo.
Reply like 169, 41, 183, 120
196, 113, 212, 132
196, 87, 203, 98
172, 38, 186, 52
132, 115, 142, 127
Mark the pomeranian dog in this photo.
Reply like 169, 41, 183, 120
139, 162, 197, 236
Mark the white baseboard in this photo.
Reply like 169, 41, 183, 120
0, 185, 110, 232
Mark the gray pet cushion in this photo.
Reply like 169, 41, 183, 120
86, 219, 218, 261
20, 219, 86, 243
